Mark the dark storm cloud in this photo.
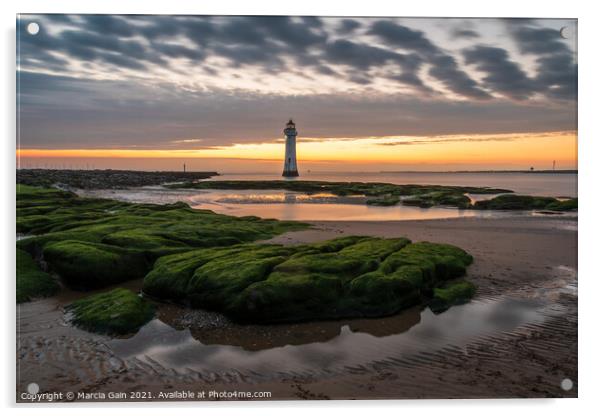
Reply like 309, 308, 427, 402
19, 15, 571, 102
369, 20, 439, 55
428, 54, 491, 99
507, 23, 576, 100
323, 39, 404, 70
369, 20, 490, 99
219, 17, 272, 46
451, 28, 480, 39
254, 16, 327, 49
59, 30, 147, 59
213, 44, 284, 68
18, 71, 576, 150
18, 18, 166, 71
463, 46, 539, 100
535, 54, 576, 100
510, 25, 570, 55
322, 39, 433, 90
337, 19, 361, 34
83, 15, 136, 38
151, 41, 205, 61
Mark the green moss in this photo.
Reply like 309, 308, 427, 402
16, 248, 59, 303
143, 236, 474, 323
169, 180, 511, 209
17, 169, 218, 189
544, 198, 578, 211
474, 194, 577, 211
67, 288, 154, 335
42, 241, 150, 289
366, 195, 400, 206
17, 185, 308, 289
429, 279, 477, 313
402, 192, 471, 209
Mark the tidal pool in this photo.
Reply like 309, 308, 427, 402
108, 293, 563, 380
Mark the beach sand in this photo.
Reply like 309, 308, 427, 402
17, 216, 577, 401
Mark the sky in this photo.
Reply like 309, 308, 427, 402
17, 15, 577, 172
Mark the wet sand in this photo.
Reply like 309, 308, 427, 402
16, 216, 577, 401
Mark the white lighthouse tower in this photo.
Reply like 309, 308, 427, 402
282, 119, 299, 177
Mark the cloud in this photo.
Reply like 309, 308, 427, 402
369, 20, 439, 55
16, 15, 577, 151
507, 22, 576, 100
83, 15, 137, 38
463, 45, 539, 100
18, 15, 575, 102
377, 136, 521, 146
323, 39, 405, 70
337, 19, 361, 34
451, 28, 480, 39
369, 20, 490, 99
428, 53, 491, 99
18, 71, 576, 150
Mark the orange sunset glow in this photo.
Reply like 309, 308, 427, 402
17, 131, 577, 170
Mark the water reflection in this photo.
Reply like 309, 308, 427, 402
155, 304, 422, 351
77, 187, 576, 222
108, 296, 552, 377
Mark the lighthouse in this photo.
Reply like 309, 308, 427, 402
282, 119, 299, 177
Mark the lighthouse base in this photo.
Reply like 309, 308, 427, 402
282, 169, 299, 177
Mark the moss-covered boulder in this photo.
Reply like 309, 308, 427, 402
42, 241, 150, 289
17, 185, 307, 289
543, 198, 578, 211
144, 236, 474, 323
403, 192, 471, 209
366, 195, 401, 206
474, 194, 577, 211
16, 248, 59, 303
429, 280, 477, 313
66, 288, 154, 334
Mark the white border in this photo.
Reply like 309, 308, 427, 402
3, 0, 601, 414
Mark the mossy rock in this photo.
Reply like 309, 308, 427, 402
474, 194, 577, 211
17, 185, 308, 289
42, 240, 150, 289
66, 288, 154, 335
429, 279, 477, 313
366, 195, 400, 206
544, 198, 578, 211
16, 248, 60, 303
402, 192, 471, 209
143, 236, 474, 323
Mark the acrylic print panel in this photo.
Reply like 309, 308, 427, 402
16, 14, 577, 402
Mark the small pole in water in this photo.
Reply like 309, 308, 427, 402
553, 160, 556, 171
183, 163, 186, 173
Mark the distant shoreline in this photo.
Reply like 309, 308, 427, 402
381, 170, 577, 174
16, 168, 577, 175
